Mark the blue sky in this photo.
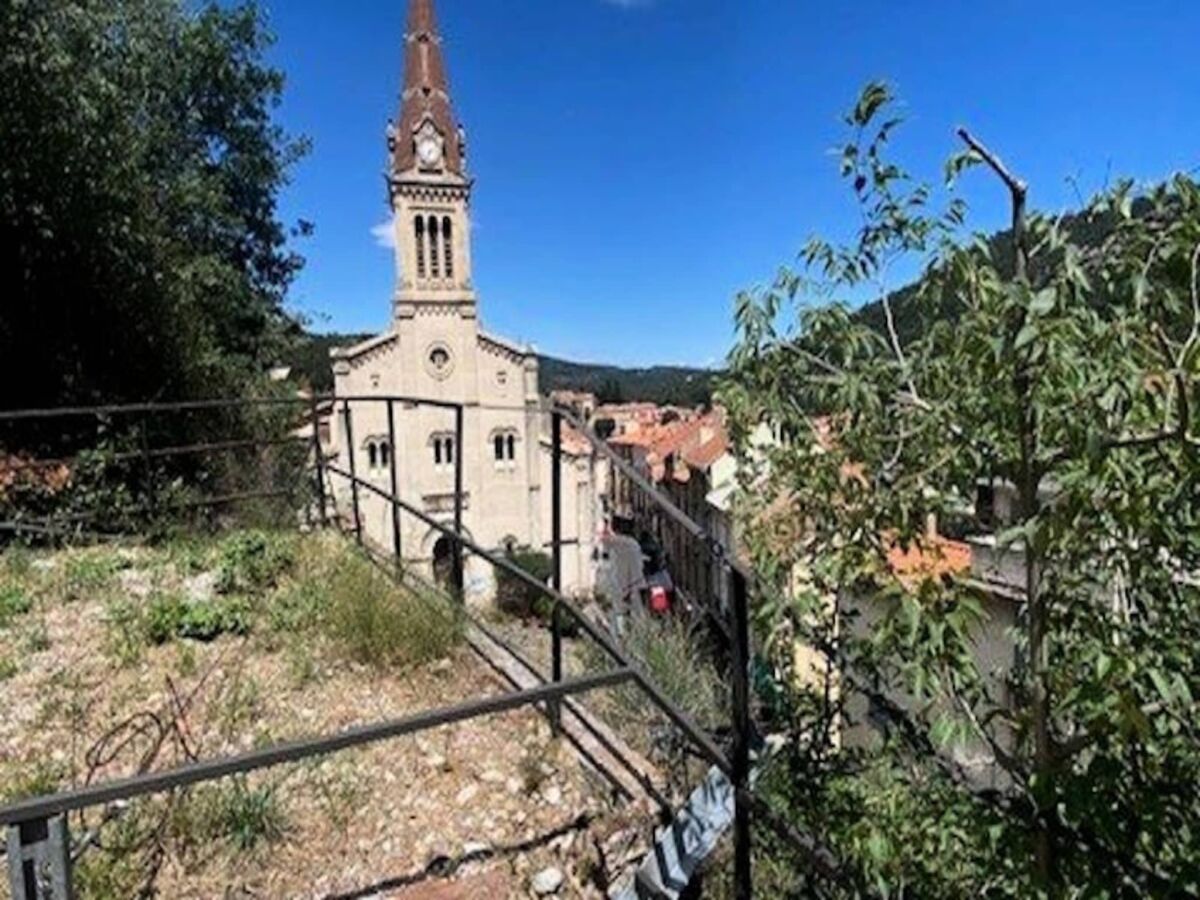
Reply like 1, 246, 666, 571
266, 0, 1200, 368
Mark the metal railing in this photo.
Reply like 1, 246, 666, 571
0, 394, 846, 899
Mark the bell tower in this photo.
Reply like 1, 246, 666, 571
388, 0, 475, 321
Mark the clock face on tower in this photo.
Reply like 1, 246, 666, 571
417, 135, 442, 168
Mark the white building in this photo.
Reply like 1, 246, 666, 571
330, 0, 597, 601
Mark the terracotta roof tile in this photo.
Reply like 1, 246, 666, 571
684, 433, 729, 470
887, 537, 973, 584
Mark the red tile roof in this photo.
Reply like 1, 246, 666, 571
887, 537, 973, 585
684, 433, 729, 470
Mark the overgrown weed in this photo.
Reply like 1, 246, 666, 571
325, 550, 462, 670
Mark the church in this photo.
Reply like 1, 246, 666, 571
329, 0, 598, 601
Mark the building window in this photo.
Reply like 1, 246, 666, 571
415, 217, 426, 280
428, 214, 440, 278
442, 217, 454, 279
433, 434, 455, 470
364, 438, 391, 472
492, 429, 518, 470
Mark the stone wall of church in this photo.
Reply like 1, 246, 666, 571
329, 322, 597, 604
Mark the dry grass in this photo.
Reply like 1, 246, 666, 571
0, 530, 612, 900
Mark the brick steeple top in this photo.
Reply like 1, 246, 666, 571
391, 0, 465, 177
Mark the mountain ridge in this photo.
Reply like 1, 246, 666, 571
288, 332, 717, 407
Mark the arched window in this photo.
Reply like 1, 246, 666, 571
428, 214, 440, 278
432, 434, 455, 469
492, 430, 518, 470
442, 217, 454, 279
380, 441, 390, 468
367, 442, 378, 469
414, 217, 426, 280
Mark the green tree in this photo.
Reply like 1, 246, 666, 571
0, 0, 308, 414
726, 83, 1200, 896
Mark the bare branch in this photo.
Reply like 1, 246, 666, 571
957, 128, 1029, 283
956, 128, 1027, 200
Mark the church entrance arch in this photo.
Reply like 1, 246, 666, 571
432, 536, 455, 587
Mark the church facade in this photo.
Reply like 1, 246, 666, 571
330, 0, 597, 601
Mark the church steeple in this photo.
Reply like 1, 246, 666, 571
389, 0, 475, 319
391, 0, 465, 177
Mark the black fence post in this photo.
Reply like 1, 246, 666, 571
452, 404, 464, 596
342, 401, 362, 545
386, 400, 402, 573
549, 410, 564, 734
140, 415, 156, 527
730, 567, 753, 900
551, 411, 563, 590
6, 814, 73, 899
310, 394, 327, 528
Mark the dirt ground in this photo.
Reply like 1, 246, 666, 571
0, 535, 641, 899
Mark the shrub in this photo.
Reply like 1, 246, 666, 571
178, 597, 252, 642
326, 552, 461, 669
0, 582, 32, 627
143, 591, 187, 645
144, 591, 253, 645
162, 534, 217, 576
74, 808, 156, 900
214, 780, 287, 852
172, 778, 286, 854
586, 611, 726, 737
268, 577, 324, 635
1, 546, 32, 581
0, 656, 17, 681
623, 613, 725, 729
105, 598, 146, 666
496, 548, 554, 619
63, 550, 124, 602
216, 674, 262, 738
215, 530, 296, 594
0, 760, 65, 804
495, 548, 580, 636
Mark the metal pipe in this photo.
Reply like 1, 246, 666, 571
550, 411, 564, 735
0, 670, 633, 827
551, 411, 563, 592
387, 400, 402, 571
465, 613, 674, 815
324, 463, 732, 774
453, 404, 464, 596
342, 401, 362, 544
0, 396, 311, 421
0, 437, 306, 474
310, 394, 328, 528
729, 568, 753, 900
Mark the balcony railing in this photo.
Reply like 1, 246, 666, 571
0, 394, 849, 899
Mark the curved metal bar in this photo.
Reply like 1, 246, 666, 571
324, 462, 733, 774
0, 670, 632, 827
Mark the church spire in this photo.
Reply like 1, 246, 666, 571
392, 0, 465, 177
